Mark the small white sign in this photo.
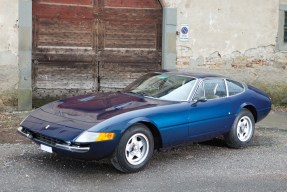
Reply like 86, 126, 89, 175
180, 24, 189, 42
40, 144, 53, 153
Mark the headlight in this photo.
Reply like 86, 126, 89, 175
75, 131, 115, 143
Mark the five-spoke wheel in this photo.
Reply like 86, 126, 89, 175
237, 116, 253, 142
125, 133, 149, 166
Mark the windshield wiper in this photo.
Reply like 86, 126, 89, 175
126, 91, 147, 97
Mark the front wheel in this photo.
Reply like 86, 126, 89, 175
111, 124, 154, 173
224, 109, 255, 149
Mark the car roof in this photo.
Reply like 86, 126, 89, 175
155, 70, 226, 79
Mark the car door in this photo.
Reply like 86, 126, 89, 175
188, 78, 234, 140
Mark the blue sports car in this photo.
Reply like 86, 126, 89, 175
18, 72, 271, 173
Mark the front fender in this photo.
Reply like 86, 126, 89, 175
123, 117, 159, 134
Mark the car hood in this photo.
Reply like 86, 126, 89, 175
38, 92, 173, 124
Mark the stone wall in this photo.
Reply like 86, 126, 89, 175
0, 0, 19, 110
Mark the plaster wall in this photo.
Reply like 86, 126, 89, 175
168, 0, 287, 105
0, 0, 19, 109
176, 0, 278, 59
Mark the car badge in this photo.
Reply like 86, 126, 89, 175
45, 125, 50, 129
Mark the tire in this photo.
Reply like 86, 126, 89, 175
224, 109, 255, 149
111, 124, 154, 173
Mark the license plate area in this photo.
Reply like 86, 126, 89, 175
40, 144, 53, 153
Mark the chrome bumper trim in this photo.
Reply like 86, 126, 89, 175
17, 127, 33, 139
17, 127, 90, 153
55, 144, 90, 153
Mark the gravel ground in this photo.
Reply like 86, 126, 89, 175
0, 111, 287, 192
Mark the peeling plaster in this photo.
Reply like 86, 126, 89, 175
179, 45, 287, 83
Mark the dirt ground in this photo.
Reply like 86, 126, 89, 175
0, 111, 31, 144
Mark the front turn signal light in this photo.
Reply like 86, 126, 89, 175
96, 133, 115, 142
75, 132, 115, 143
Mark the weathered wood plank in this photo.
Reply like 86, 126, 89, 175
37, 18, 93, 33
105, 41, 156, 49
99, 61, 160, 91
101, 9, 162, 22
33, 61, 97, 90
99, 50, 162, 62
105, 0, 161, 9
33, 3, 93, 19
33, 89, 97, 99
37, 0, 93, 6
105, 23, 156, 32
33, 53, 95, 62
38, 35, 92, 47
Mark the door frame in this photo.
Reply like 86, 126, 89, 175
17, 0, 177, 110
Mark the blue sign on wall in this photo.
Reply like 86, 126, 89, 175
181, 27, 188, 34
180, 24, 189, 42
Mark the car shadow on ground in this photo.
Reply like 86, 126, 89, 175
199, 138, 227, 147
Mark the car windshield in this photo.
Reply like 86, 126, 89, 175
124, 73, 197, 101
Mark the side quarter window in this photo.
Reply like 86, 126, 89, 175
226, 79, 244, 96
194, 79, 227, 100
204, 79, 227, 99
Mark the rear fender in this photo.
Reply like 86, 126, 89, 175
238, 103, 257, 122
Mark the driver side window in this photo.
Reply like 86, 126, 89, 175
194, 79, 227, 100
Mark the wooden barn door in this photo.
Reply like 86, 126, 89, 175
97, 0, 162, 91
32, 0, 162, 98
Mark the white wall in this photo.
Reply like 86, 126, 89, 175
0, 0, 19, 108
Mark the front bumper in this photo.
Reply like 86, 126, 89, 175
17, 127, 117, 160
17, 127, 90, 153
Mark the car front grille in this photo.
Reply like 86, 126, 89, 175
22, 127, 66, 146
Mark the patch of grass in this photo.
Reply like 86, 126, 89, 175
251, 81, 287, 107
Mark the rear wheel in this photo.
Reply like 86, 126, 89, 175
225, 109, 255, 148
111, 124, 154, 173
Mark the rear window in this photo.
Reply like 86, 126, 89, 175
226, 79, 244, 96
